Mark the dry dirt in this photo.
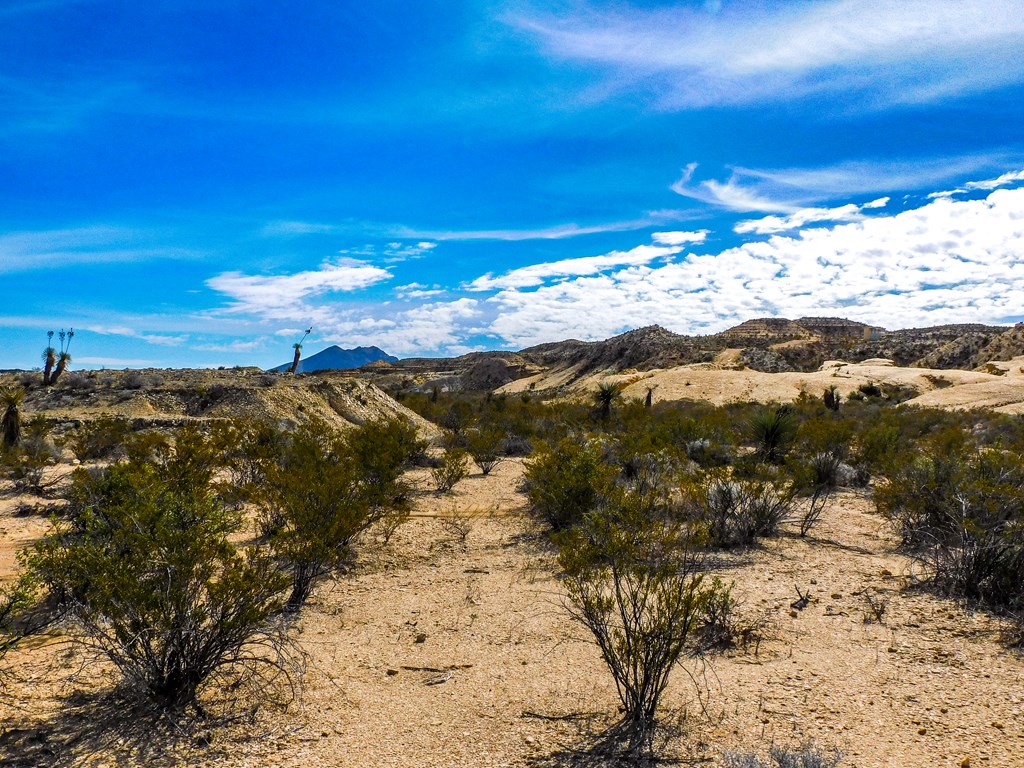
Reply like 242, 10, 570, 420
2, 459, 1023, 767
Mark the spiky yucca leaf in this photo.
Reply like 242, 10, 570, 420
42, 347, 56, 385
49, 351, 72, 385
1, 385, 25, 449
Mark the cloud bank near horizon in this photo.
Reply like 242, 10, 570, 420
198, 181, 1024, 356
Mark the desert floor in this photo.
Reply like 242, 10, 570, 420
2, 459, 1023, 767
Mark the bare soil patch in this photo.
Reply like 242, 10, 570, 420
2, 463, 1022, 767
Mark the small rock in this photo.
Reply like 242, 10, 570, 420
992, 721, 1004, 729
386, 668, 399, 676
810, 579, 818, 585
414, 632, 427, 644
831, 593, 842, 600
917, 727, 927, 735
789, 610, 799, 618
960, 758, 971, 768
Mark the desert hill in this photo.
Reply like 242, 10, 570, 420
354, 317, 1020, 399
1, 367, 438, 438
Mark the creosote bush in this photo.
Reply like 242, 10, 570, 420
28, 435, 290, 712
465, 425, 504, 475
262, 418, 412, 610
523, 437, 617, 531
556, 491, 725, 757
65, 415, 132, 462
432, 444, 469, 493
681, 470, 795, 547
2, 418, 58, 495
0, 571, 41, 681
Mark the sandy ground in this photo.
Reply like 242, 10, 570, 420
499, 357, 1024, 415
2, 457, 1023, 767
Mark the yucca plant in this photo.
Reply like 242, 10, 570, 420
749, 405, 797, 464
50, 351, 72, 385
1, 385, 25, 449
287, 327, 312, 374
594, 381, 621, 422
45, 328, 74, 385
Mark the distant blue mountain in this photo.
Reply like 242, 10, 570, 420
270, 345, 398, 373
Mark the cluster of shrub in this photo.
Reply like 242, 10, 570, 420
0, 410, 424, 714
401, 383, 1024, 757
1, 376, 1021, 762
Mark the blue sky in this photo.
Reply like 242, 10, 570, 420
2, 0, 1023, 369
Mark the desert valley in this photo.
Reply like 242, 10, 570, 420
1, 317, 1024, 767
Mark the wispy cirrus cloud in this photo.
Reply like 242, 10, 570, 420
510, 0, 1024, 109
86, 324, 191, 347
672, 155, 1014, 213
930, 168, 1024, 198
206, 258, 392, 315
671, 163, 798, 213
465, 237, 700, 291
262, 212, 699, 243
0, 225, 197, 273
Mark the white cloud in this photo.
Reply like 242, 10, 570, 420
511, 0, 1024, 108
483, 187, 1024, 347
651, 230, 708, 246
734, 198, 890, 235
207, 258, 392, 313
675, 157, 1009, 213
466, 242, 684, 291
84, 324, 190, 347
262, 214, 700, 244
670, 163, 798, 213
965, 169, 1024, 190
395, 282, 446, 300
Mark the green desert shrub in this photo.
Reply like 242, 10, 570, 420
65, 415, 132, 462
0, 570, 41, 681
2, 418, 59, 495
556, 490, 725, 757
873, 428, 973, 548
681, 470, 795, 547
262, 419, 411, 610
213, 419, 287, 504
523, 437, 617, 531
344, 416, 424, 502
432, 445, 469, 493
464, 425, 505, 475
28, 451, 289, 711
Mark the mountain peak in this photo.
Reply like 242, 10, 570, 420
270, 345, 398, 373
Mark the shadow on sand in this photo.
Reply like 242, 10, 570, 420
0, 686, 253, 768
